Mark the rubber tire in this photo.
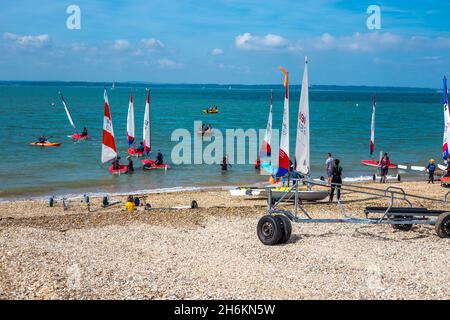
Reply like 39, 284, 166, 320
275, 215, 292, 244
392, 216, 413, 231
435, 212, 450, 238
257, 215, 283, 245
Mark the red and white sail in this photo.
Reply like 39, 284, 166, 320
295, 57, 310, 175
101, 90, 117, 164
370, 96, 376, 156
260, 90, 273, 160
143, 90, 151, 155
127, 93, 135, 146
277, 66, 290, 177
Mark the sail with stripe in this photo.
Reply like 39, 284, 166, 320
127, 93, 135, 146
101, 90, 117, 164
260, 91, 273, 161
277, 66, 290, 177
60, 92, 77, 133
143, 90, 151, 156
295, 56, 310, 175
443, 77, 450, 161
370, 96, 376, 156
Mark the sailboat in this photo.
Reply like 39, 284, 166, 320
141, 90, 170, 170
268, 57, 328, 201
361, 96, 397, 169
60, 92, 88, 140
126, 93, 144, 157
102, 90, 128, 174
439, 77, 450, 178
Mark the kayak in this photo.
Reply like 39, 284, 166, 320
30, 142, 62, 147
109, 164, 129, 174
128, 148, 144, 157
71, 133, 88, 140
203, 109, 219, 114
142, 159, 171, 170
361, 159, 397, 169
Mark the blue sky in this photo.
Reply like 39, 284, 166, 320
0, 0, 450, 87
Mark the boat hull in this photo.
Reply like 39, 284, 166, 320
361, 160, 397, 169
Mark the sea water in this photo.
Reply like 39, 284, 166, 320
0, 82, 442, 200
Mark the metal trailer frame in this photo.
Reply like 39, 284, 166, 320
258, 179, 450, 245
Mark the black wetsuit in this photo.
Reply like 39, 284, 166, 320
156, 153, 163, 165
330, 165, 343, 202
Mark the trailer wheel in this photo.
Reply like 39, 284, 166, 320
435, 212, 450, 238
257, 215, 283, 245
274, 215, 292, 244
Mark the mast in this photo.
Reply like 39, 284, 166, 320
370, 96, 376, 157
101, 90, 117, 163
127, 93, 135, 146
60, 92, 77, 133
143, 90, 151, 156
277, 66, 290, 177
295, 56, 310, 175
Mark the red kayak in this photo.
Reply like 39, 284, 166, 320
141, 159, 171, 170
128, 148, 144, 157
361, 160, 397, 169
109, 164, 129, 174
71, 133, 88, 140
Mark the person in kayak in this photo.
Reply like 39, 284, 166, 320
37, 135, 47, 143
325, 153, 334, 185
127, 156, 134, 173
426, 159, 436, 184
379, 153, 390, 183
155, 150, 164, 165
329, 159, 343, 203
81, 127, 88, 137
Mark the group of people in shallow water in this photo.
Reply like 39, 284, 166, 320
111, 150, 164, 173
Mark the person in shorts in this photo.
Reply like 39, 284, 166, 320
325, 153, 334, 185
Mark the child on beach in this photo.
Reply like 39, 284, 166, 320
125, 195, 136, 213
426, 159, 436, 184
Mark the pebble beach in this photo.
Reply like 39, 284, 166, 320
1, 180, 450, 300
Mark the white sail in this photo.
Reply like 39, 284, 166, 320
60, 93, 77, 132
127, 93, 135, 146
143, 90, 151, 155
295, 57, 310, 175
443, 77, 450, 161
101, 90, 117, 163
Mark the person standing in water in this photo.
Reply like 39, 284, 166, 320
126, 156, 134, 173
81, 127, 88, 137
155, 150, 164, 165
329, 159, 343, 203
221, 156, 231, 171
325, 153, 334, 185
426, 159, 436, 184
379, 153, 390, 183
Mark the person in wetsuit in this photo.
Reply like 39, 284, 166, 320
37, 136, 47, 143
81, 127, 88, 137
127, 156, 134, 173
112, 157, 121, 170
136, 142, 145, 153
155, 150, 164, 165
221, 156, 231, 171
329, 159, 343, 203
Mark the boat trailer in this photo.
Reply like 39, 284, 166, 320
257, 179, 450, 245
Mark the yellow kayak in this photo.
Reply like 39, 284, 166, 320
203, 109, 219, 114
30, 142, 62, 147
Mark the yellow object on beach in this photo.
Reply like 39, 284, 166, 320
125, 201, 136, 212
272, 186, 308, 192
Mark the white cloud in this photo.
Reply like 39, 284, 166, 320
157, 58, 182, 69
140, 38, 164, 50
235, 32, 288, 50
112, 39, 131, 51
211, 48, 224, 56
3, 32, 51, 48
